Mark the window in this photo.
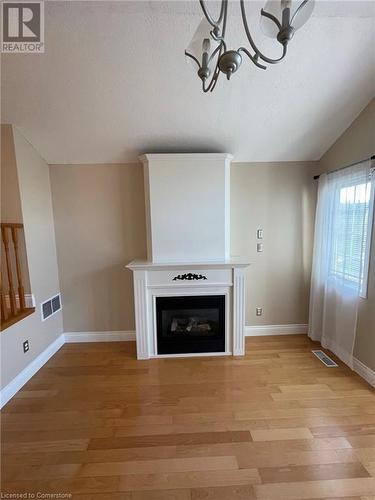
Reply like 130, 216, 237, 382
328, 172, 374, 298
309, 159, 374, 354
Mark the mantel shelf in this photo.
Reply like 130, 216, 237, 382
126, 259, 250, 271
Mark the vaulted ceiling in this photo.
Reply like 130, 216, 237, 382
1, 1, 374, 164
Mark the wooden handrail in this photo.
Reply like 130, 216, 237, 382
0, 222, 24, 228
1, 222, 34, 330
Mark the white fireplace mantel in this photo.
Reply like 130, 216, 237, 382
127, 259, 249, 359
128, 153, 249, 359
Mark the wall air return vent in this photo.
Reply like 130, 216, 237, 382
51, 294, 61, 313
312, 350, 338, 367
41, 293, 62, 321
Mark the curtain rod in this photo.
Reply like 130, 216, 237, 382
313, 155, 375, 180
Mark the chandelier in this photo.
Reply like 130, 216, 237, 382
185, 0, 315, 92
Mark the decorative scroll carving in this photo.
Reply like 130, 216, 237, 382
172, 273, 208, 282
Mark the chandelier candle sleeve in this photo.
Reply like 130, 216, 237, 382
185, 0, 314, 92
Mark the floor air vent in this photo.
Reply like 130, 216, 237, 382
41, 293, 62, 321
312, 350, 338, 367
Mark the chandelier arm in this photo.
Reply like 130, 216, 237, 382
205, 1, 228, 91
208, 62, 222, 92
260, 9, 281, 30
203, 66, 219, 92
205, 42, 225, 92
203, 72, 217, 92
222, 0, 228, 37
240, 0, 288, 64
202, 81, 210, 93
238, 48, 267, 70
185, 50, 201, 69
208, 41, 225, 65
199, 0, 226, 29
209, 63, 222, 90
291, 0, 311, 26
209, 0, 228, 42
211, 30, 226, 44
209, 70, 220, 92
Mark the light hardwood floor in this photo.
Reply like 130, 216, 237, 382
1, 335, 375, 499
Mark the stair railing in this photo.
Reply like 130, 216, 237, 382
1, 223, 31, 328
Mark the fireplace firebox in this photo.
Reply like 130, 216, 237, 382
156, 295, 225, 355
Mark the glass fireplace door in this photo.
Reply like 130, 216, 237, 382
156, 295, 225, 354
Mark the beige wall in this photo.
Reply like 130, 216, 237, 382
49, 164, 147, 332
50, 161, 315, 332
1, 125, 23, 222
317, 99, 374, 175
231, 162, 316, 326
1, 127, 63, 389
1, 125, 31, 294
318, 98, 375, 370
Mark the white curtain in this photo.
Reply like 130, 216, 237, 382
308, 160, 373, 367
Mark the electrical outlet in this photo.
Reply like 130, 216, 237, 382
257, 229, 263, 239
23, 340, 29, 353
257, 243, 263, 252
256, 307, 263, 316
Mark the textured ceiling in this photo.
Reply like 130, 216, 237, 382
1, 1, 374, 164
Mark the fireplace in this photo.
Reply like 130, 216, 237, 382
156, 295, 225, 354
127, 154, 249, 359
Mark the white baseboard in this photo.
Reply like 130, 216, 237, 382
353, 357, 375, 388
0, 334, 64, 409
321, 337, 353, 368
317, 338, 374, 389
63, 327, 308, 342
245, 324, 308, 336
64, 331, 136, 343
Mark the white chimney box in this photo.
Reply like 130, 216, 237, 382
140, 153, 232, 263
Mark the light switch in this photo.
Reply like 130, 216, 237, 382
257, 243, 263, 252
257, 229, 263, 239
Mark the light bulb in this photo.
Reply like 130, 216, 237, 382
281, 0, 292, 10
202, 38, 211, 54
